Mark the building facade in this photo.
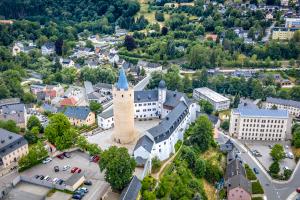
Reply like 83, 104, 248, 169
63, 106, 95, 126
0, 103, 27, 128
0, 129, 28, 169
229, 108, 291, 141
193, 87, 230, 111
272, 27, 299, 40
285, 18, 300, 28
264, 97, 300, 118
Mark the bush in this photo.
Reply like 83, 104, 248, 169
284, 169, 293, 180
152, 156, 162, 172
252, 197, 264, 200
252, 181, 264, 194
175, 140, 182, 152
220, 120, 229, 131
269, 161, 280, 175
245, 164, 257, 180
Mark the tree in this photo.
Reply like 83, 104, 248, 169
232, 94, 240, 108
192, 69, 208, 88
89, 101, 103, 114
293, 30, 300, 42
99, 146, 136, 190
0, 120, 20, 133
269, 161, 280, 175
44, 113, 78, 150
152, 156, 162, 172
124, 35, 136, 51
188, 45, 210, 69
271, 105, 278, 110
55, 38, 63, 56
27, 115, 42, 131
23, 92, 36, 104
199, 100, 213, 114
155, 11, 165, 22
189, 115, 214, 152
270, 144, 285, 162
194, 158, 206, 178
161, 26, 168, 35
182, 146, 197, 168
221, 120, 229, 131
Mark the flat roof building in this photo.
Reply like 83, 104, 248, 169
264, 97, 300, 118
193, 87, 230, 111
229, 107, 292, 141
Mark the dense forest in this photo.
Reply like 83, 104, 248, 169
0, 0, 140, 24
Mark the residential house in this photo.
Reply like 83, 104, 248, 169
41, 42, 55, 55
119, 176, 142, 200
205, 34, 218, 41
0, 103, 27, 128
63, 106, 95, 126
60, 58, 75, 68
12, 42, 36, 56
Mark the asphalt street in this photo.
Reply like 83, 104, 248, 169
219, 132, 300, 200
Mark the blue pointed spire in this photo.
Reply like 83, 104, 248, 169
116, 68, 129, 90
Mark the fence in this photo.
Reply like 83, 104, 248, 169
20, 175, 66, 191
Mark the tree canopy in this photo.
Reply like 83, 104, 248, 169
270, 144, 285, 162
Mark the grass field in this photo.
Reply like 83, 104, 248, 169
203, 179, 217, 200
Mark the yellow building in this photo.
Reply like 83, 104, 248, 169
272, 27, 299, 40
64, 106, 95, 126
112, 68, 138, 144
0, 128, 28, 169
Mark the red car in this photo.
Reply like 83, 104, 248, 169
296, 187, 300, 193
71, 167, 78, 173
57, 153, 64, 159
92, 155, 100, 163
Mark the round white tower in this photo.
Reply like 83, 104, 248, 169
112, 68, 137, 144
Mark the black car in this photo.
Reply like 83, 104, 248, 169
58, 179, 64, 185
35, 175, 40, 179
40, 175, 45, 180
84, 180, 92, 185
63, 152, 71, 158
54, 166, 59, 172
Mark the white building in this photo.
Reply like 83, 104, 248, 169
98, 79, 199, 162
41, 42, 55, 55
193, 87, 230, 111
285, 18, 300, 28
229, 108, 291, 141
264, 97, 300, 118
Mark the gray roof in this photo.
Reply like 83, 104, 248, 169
64, 106, 92, 120
164, 90, 190, 109
225, 159, 246, 180
0, 128, 28, 157
87, 92, 102, 100
266, 97, 300, 109
84, 81, 94, 94
0, 98, 21, 107
119, 176, 141, 200
65, 173, 85, 186
134, 135, 154, 153
227, 174, 251, 194
0, 103, 26, 124
148, 101, 188, 143
135, 156, 148, 166
99, 109, 113, 119
220, 139, 234, 152
134, 90, 158, 103
94, 82, 113, 90
233, 108, 289, 118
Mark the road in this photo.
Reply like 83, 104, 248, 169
262, 22, 275, 43
219, 132, 300, 200
102, 74, 151, 112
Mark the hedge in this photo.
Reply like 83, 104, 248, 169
245, 164, 257, 181
252, 181, 264, 194
252, 197, 263, 200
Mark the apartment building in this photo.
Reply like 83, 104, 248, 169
229, 108, 291, 141
272, 27, 299, 40
0, 129, 28, 169
285, 18, 300, 28
193, 87, 230, 111
264, 97, 300, 118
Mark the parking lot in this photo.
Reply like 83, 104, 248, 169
20, 150, 109, 200
244, 140, 296, 173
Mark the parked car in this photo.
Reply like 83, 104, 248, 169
57, 153, 65, 159
90, 155, 100, 163
58, 179, 64, 185
71, 167, 78, 173
52, 178, 59, 184
287, 152, 294, 159
253, 168, 259, 174
54, 166, 59, 172
283, 166, 290, 171
268, 144, 273, 149
74, 190, 85, 196
296, 187, 300, 193
64, 152, 71, 158
40, 175, 45, 180
63, 165, 71, 171
78, 187, 89, 193
84, 180, 92, 185
72, 194, 83, 200
42, 157, 52, 164
34, 175, 40, 179
44, 176, 50, 181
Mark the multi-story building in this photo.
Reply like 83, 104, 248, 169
285, 18, 300, 28
63, 106, 95, 127
193, 87, 230, 111
264, 97, 300, 118
272, 27, 300, 40
229, 108, 291, 141
98, 69, 199, 162
0, 103, 27, 128
0, 128, 28, 169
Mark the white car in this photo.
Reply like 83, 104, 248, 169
52, 178, 59, 183
62, 165, 71, 171
283, 166, 290, 171
42, 157, 52, 164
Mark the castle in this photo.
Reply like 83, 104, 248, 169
98, 68, 199, 162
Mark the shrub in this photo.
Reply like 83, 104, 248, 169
152, 156, 162, 172
175, 140, 182, 152
252, 181, 264, 194
252, 197, 264, 200
269, 161, 280, 175
245, 164, 257, 180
